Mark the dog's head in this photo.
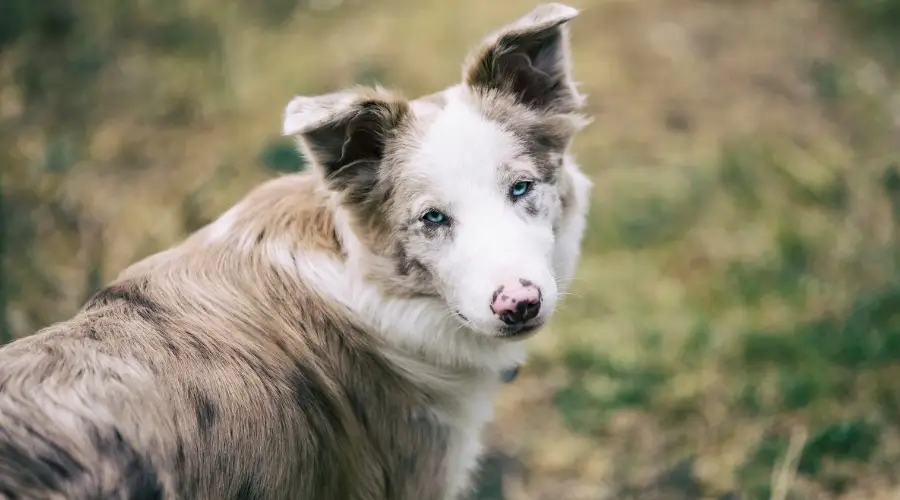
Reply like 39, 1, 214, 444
283, 4, 587, 341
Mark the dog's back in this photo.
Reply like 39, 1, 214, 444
0, 252, 453, 499
0, 315, 170, 500
0, 272, 350, 499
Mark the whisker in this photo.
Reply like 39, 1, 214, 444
555, 276, 587, 286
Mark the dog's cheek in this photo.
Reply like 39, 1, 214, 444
391, 234, 445, 296
395, 243, 431, 281
521, 187, 560, 223
551, 196, 569, 236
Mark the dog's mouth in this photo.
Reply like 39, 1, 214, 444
496, 320, 544, 339
453, 310, 543, 339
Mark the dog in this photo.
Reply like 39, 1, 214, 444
0, 4, 591, 499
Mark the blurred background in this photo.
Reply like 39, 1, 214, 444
3, 0, 900, 498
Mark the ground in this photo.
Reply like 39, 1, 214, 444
3, 0, 900, 498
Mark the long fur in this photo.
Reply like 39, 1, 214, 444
0, 4, 592, 500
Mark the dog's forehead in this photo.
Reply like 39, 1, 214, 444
403, 91, 524, 184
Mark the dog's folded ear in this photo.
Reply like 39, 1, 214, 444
462, 3, 583, 114
282, 87, 409, 192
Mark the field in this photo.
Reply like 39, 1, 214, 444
4, 0, 900, 498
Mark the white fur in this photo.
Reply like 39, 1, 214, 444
441, 380, 499, 499
406, 87, 560, 333
282, 91, 362, 137
553, 157, 593, 289
206, 207, 238, 244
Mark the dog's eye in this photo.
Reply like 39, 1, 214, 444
422, 209, 450, 226
509, 181, 533, 200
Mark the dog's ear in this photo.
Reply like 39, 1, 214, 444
282, 87, 409, 193
462, 3, 583, 114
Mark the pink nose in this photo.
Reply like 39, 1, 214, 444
490, 279, 542, 326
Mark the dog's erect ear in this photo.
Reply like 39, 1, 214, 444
282, 87, 409, 192
463, 3, 583, 113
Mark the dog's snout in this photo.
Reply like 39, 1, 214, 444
490, 279, 542, 325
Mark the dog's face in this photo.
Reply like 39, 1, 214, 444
283, 4, 587, 340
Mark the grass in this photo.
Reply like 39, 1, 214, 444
4, 0, 900, 498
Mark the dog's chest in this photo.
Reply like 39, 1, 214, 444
436, 382, 500, 500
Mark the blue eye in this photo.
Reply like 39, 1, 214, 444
510, 181, 532, 199
422, 209, 449, 225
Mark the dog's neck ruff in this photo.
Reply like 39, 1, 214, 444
290, 206, 527, 378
